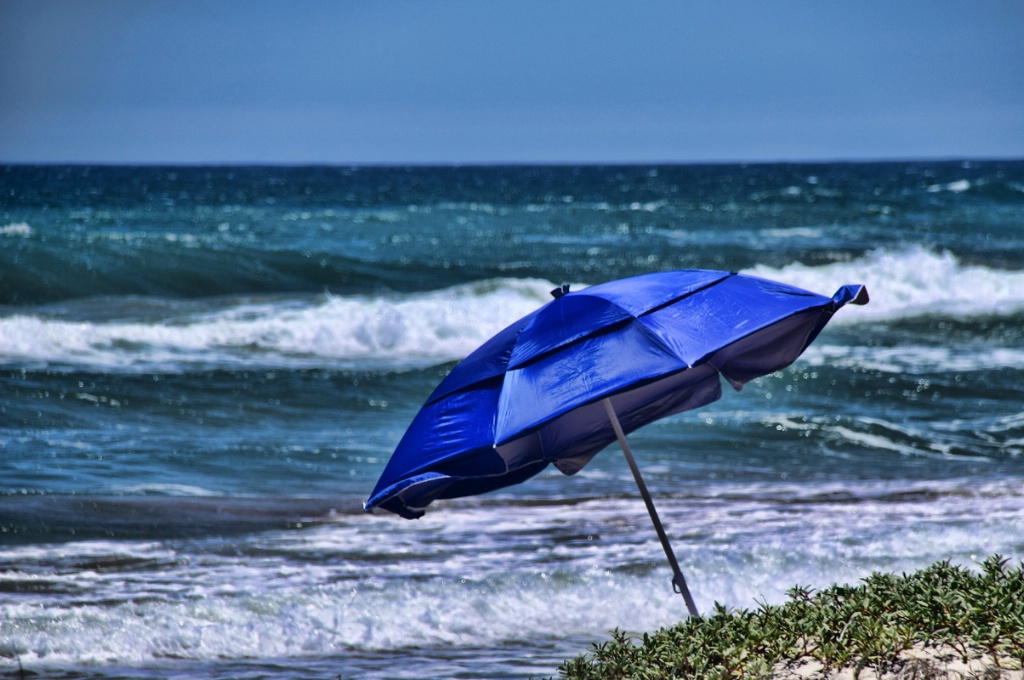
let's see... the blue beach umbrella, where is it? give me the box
[365,270,868,616]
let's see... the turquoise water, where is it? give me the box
[2,162,1023,678]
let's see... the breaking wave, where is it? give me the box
[745,246,1024,322]
[0,279,555,373]
[2,248,1020,373]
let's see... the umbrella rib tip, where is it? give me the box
[550,284,571,299]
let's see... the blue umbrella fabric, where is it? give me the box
[365,270,867,613]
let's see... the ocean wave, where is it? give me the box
[3,249,1021,373]
[745,246,1024,322]
[0,279,557,373]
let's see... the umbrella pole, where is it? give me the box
[602,398,700,618]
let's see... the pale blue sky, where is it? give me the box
[2,1,1022,164]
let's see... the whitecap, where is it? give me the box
[0,222,32,237]
[761,227,823,239]
[926,179,971,193]
[744,246,1024,322]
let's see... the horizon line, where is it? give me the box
[5,154,1024,169]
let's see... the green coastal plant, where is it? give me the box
[556,555,1024,679]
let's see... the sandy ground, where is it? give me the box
[773,643,1023,679]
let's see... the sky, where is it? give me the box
[2,1,1023,165]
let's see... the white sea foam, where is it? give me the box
[802,343,1024,374]
[761,227,824,239]
[116,483,220,496]
[1,479,1020,668]
[0,222,32,237]
[927,179,971,193]
[745,246,1024,322]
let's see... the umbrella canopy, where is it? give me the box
[365,270,867,615]
[366,270,867,520]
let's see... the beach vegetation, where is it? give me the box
[556,555,1024,679]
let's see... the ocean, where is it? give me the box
[1,161,1023,679]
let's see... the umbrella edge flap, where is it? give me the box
[365,460,551,518]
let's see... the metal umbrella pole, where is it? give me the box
[603,398,700,618]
